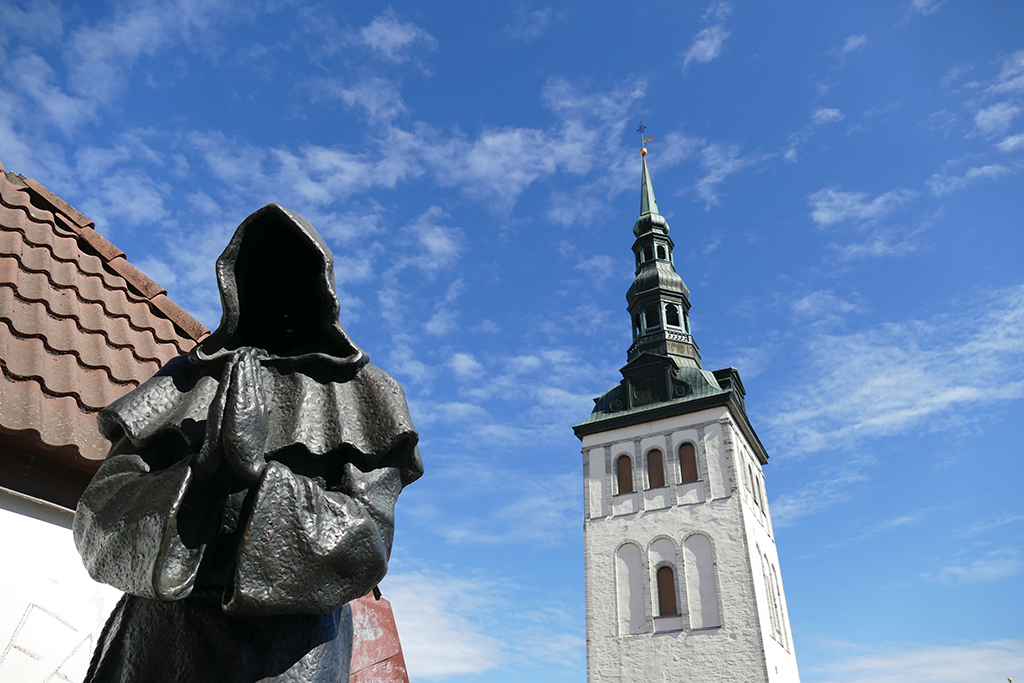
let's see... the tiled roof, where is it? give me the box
[0,159,209,472]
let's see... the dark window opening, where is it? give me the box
[665,304,680,327]
[647,449,665,489]
[644,304,660,329]
[633,313,642,337]
[657,245,666,260]
[679,442,698,484]
[643,245,654,261]
[657,566,679,616]
[616,456,633,494]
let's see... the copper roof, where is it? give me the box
[0,159,209,486]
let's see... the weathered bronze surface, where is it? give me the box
[73,204,422,682]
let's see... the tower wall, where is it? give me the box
[581,406,800,683]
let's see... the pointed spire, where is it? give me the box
[640,151,660,217]
[633,147,670,237]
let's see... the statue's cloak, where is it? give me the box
[74,205,421,683]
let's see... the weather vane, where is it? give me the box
[637,121,656,156]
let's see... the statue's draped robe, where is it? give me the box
[73,205,422,683]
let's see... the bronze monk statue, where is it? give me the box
[73,204,423,682]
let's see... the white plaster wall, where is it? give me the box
[730,427,802,683]
[582,406,801,683]
[0,491,121,683]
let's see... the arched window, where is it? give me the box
[643,245,654,261]
[616,543,644,634]
[647,449,665,489]
[644,304,660,329]
[684,534,721,629]
[656,566,679,616]
[656,245,666,260]
[633,313,642,337]
[665,304,680,327]
[679,442,698,484]
[616,455,633,494]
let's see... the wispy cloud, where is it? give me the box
[987,49,1024,95]
[807,187,916,227]
[311,76,408,122]
[973,102,1022,136]
[810,639,1024,683]
[504,6,554,41]
[909,0,947,16]
[996,132,1024,152]
[696,143,762,207]
[381,572,506,680]
[813,108,845,125]
[791,290,866,329]
[836,34,868,59]
[381,569,585,680]
[926,163,1016,196]
[356,8,437,63]
[772,468,869,527]
[934,548,1023,583]
[768,284,1024,457]
[682,2,732,71]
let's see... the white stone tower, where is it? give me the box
[573,143,800,683]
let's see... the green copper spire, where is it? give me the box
[640,151,660,217]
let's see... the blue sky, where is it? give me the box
[2,1,1023,681]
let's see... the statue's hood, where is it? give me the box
[191,204,366,373]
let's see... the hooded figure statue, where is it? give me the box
[73,204,423,683]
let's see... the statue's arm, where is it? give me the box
[72,439,217,601]
[223,454,404,616]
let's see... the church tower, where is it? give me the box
[573,143,800,683]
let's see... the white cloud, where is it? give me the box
[696,143,761,207]
[988,49,1024,95]
[439,474,580,547]
[837,34,867,58]
[81,170,170,233]
[791,290,865,328]
[357,8,437,63]
[702,1,732,22]
[407,207,464,273]
[8,54,94,133]
[974,102,1022,136]
[380,572,505,680]
[813,108,845,125]
[831,229,922,260]
[997,132,1024,152]
[807,187,915,227]
[314,77,408,122]
[936,549,1023,582]
[683,25,730,70]
[574,255,616,285]
[65,0,228,106]
[767,284,1024,457]
[909,0,947,16]
[772,468,869,527]
[956,512,1024,537]
[449,352,485,378]
[926,163,1014,196]
[504,6,553,41]
[811,639,1024,683]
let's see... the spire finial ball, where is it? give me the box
[641,147,647,156]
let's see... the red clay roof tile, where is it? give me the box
[0,163,209,476]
